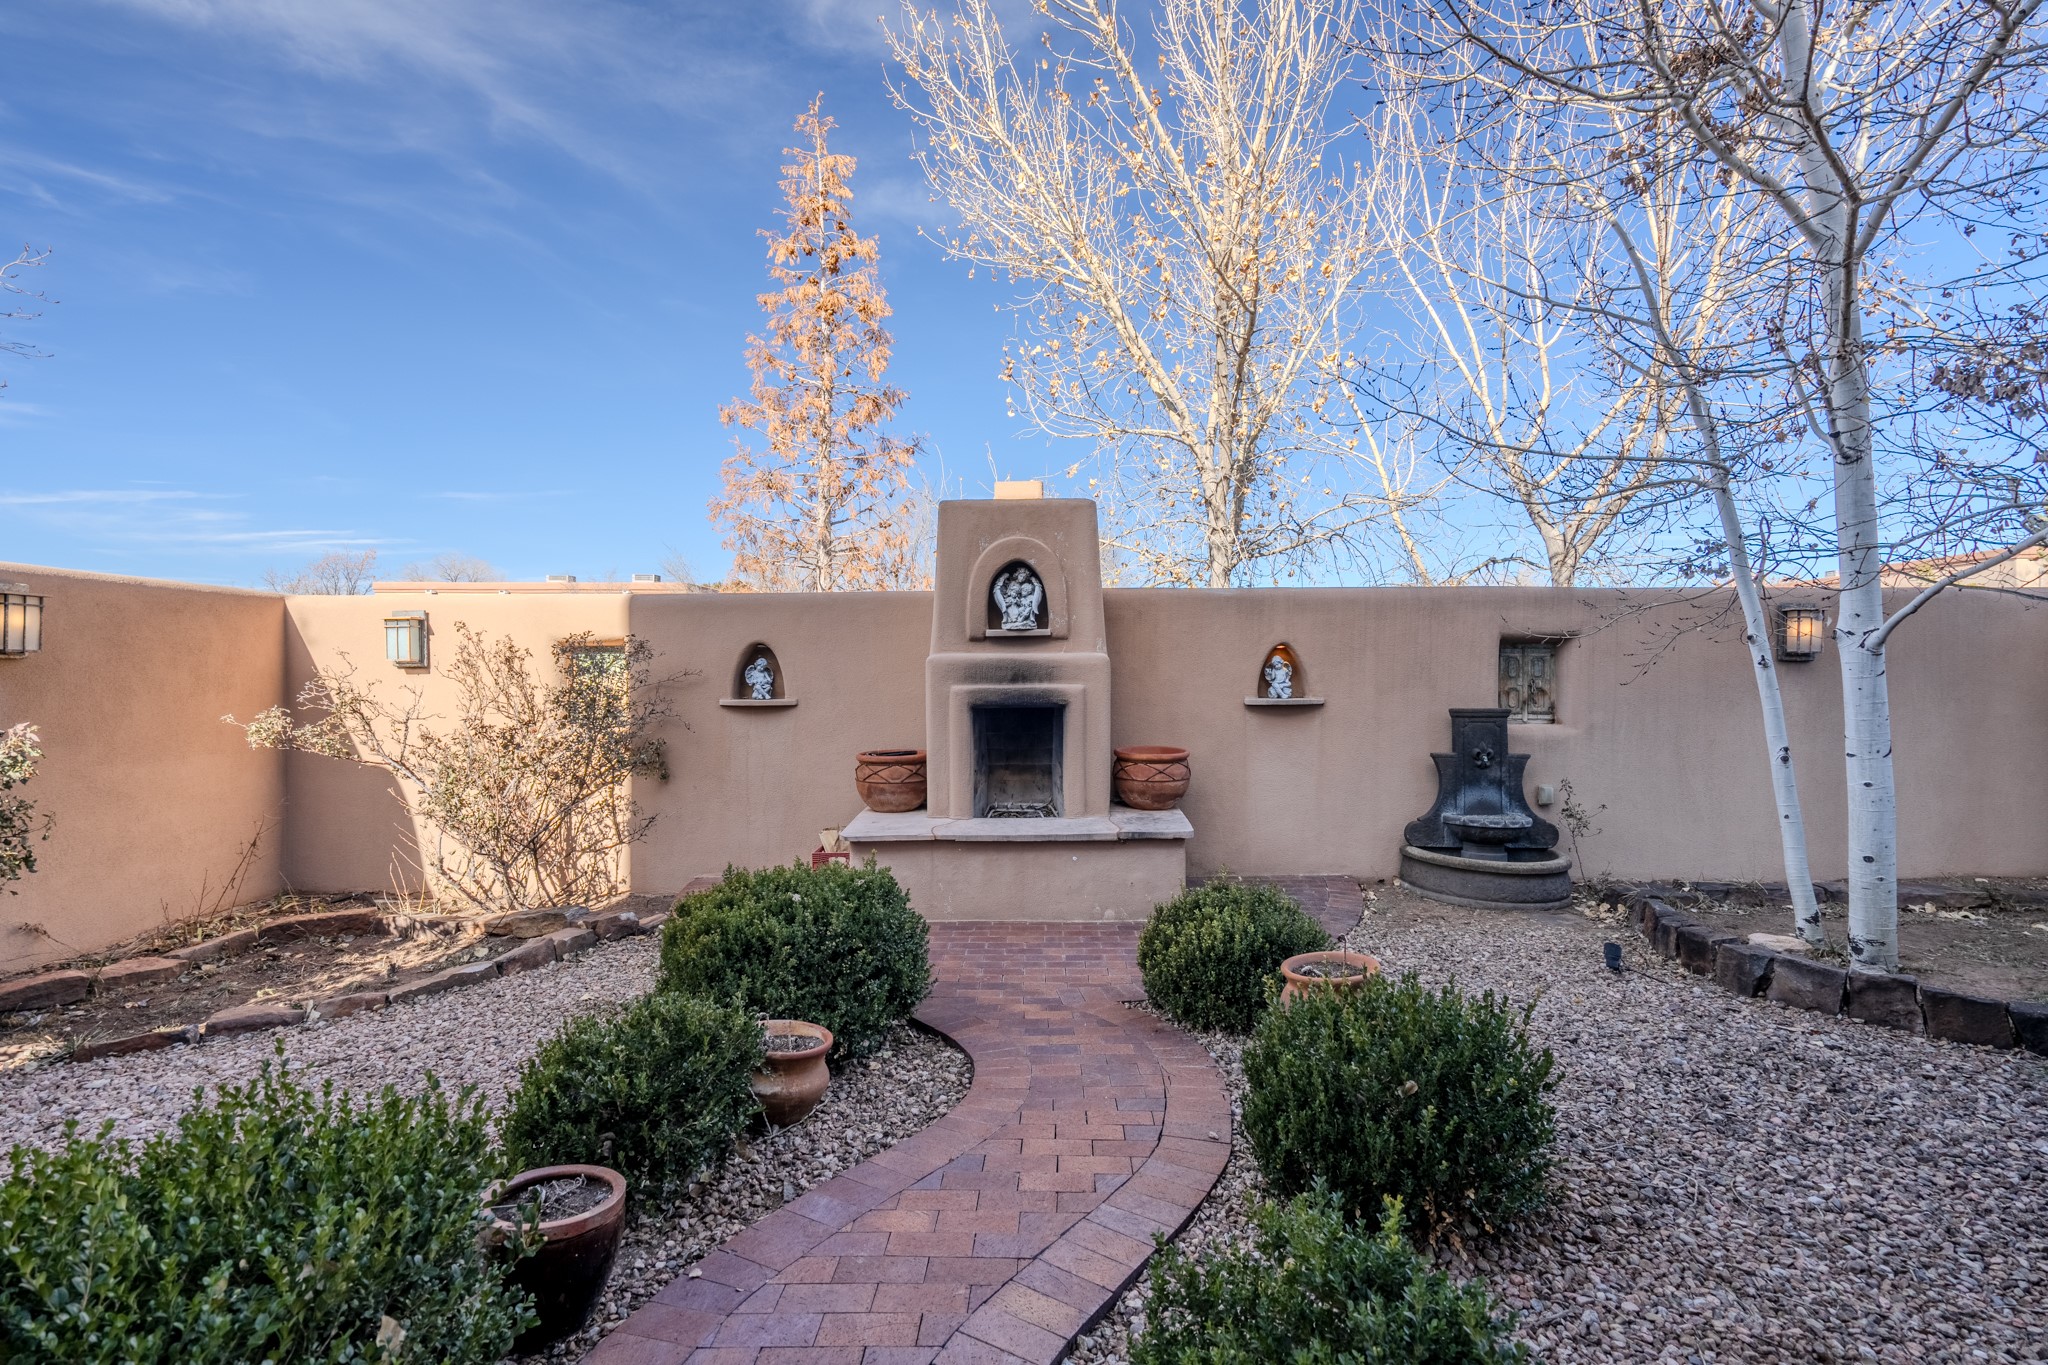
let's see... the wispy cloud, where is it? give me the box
[1,486,395,556]
[429,489,568,502]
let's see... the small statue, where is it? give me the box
[1263,652,1294,700]
[744,655,775,700]
[992,565,1045,631]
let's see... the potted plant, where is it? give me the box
[1277,950,1381,1007]
[855,749,927,812]
[484,1163,628,1351]
[753,1019,833,1126]
[1113,745,1190,810]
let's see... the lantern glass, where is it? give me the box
[0,587,43,657]
[384,613,427,668]
[1774,605,1824,662]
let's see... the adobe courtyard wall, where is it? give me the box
[0,564,287,972]
[2,565,2042,970]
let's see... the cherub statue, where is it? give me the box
[992,566,1044,631]
[744,655,775,700]
[1263,652,1294,700]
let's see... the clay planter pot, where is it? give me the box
[1113,746,1191,811]
[753,1020,833,1127]
[855,749,927,813]
[1277,950,1382,1007]
[485,1163,628,1351]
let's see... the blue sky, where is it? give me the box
[0,0,1051,586]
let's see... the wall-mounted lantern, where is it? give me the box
[384,610,428,669]
[0,585,44,657]
[1774,605,1825,663]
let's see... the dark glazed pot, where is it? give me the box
[1277,950,1381,1007]
[1113,746,1191,811]
[752,1020,833,1126]
[487,1163,627,1351]
[855,749,928,813]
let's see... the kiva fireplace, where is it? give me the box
[843,492,1192,919]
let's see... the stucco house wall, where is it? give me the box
[2,560,2042,971]
[0,564,287,972]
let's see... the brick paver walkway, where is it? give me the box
[584,877,1362,1365]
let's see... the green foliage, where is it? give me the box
[0,1060,528,1365]
[1132,1188,1529,1365]
[1243,973,1556,1237]
[1137,882,1332,1033]
[657,860,932,1061]
[501,991,763,1198]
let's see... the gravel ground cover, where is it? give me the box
[0,932,971,1362]
[1071,886,2048,1365]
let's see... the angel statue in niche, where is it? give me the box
[992,565,1044,631]
[744,655,775,700]
[1263,652,1294,700]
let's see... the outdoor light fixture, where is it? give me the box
[384,611,428,669]
[1774,604,1826,663]
[0,585,43,657]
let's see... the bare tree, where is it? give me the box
[264,549,380,595]
[890,0,1415,586]
[1,247,51,392]
[1410,0,2048,969]
[398,552,500,582]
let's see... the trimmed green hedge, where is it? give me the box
[1132,1188,1529,1364]
[1137,882,1332,1033]
[657,860,932,1061]
[1243,972,1556,1237]
[0,1063,528,1365]
[501,991,762,1197]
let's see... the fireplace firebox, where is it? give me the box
[972,704,1064,817]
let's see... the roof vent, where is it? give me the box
[546,574,577,583]
[631,573,661,583]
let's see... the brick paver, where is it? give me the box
[586,877,1362,1365]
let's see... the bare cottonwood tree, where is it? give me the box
[0,247,51,392]
[264,549,380,595]
[1411,0,2048,969]
[713,96,927,592]
[890,0,1408,586]
[398,552,500,582]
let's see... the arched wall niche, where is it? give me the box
[963,535,1071,640]
[732,642,786,700]
[1257,642,1305,699]
[985,559,1051,633]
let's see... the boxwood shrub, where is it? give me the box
[0,1062,528,1365]
[657,860,932,1061]
[1132,1188,1528,1365]
[1243,972,1556,1237]
[501,990,762,1197]
[1137,882,1332,1033]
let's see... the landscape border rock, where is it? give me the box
[43,907,654,1067]
[1622,891,2046,1056]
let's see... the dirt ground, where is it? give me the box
[1603,879,2048,1004]
[0,891,678,1072]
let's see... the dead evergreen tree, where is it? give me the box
[890,0,1423,587]
[711,96,926,592]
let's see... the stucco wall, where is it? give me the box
[4,563,2042,972]
[0,564,286,971]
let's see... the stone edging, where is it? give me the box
[1623,891,2047,1056]
[19,907,665,1065]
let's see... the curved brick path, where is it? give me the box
[584,879,1359,1365]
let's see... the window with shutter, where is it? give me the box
[1498,642,1556,723]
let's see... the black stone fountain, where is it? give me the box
[1398,708,1574,911]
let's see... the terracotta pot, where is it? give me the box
[752,1019,833,1126]
[1278,950,1381,1007]
[485,1163,628,1351]
[855,749,927,813]
[1113,746,1190,811]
